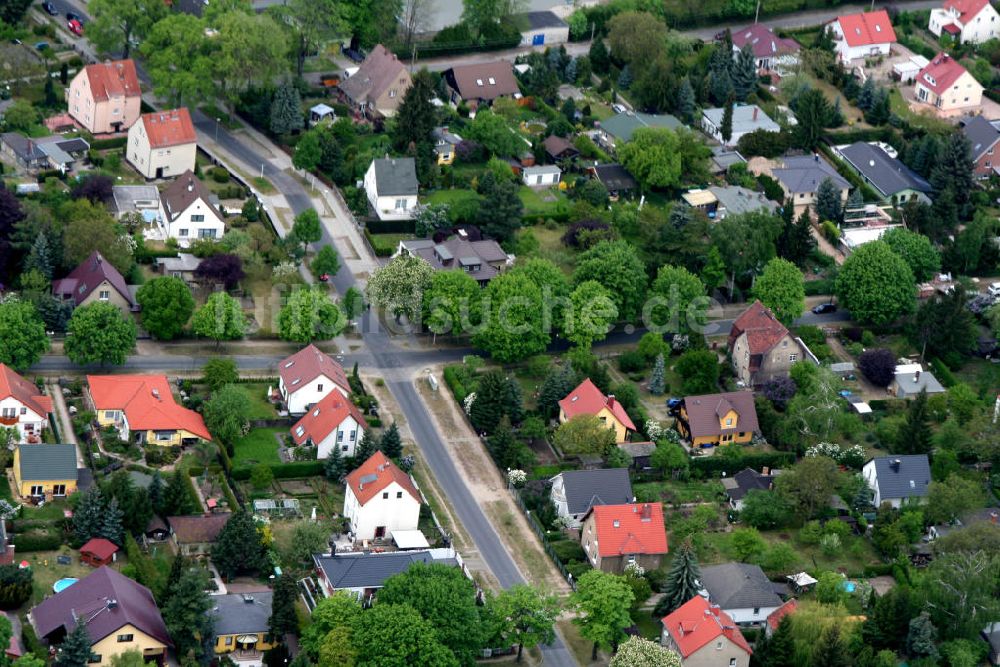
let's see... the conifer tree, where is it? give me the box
[378,422,403,459]
[25,232,54,279]
[100,496,124,545]
[649,354,666,395]
[815,178,843,223]
[354,430,377,463]
[676,77,695,123]
[618,65,632,90]
[721,98,734,144]
[148,470,164,514]
[324,442,345,480]
[269,80,304,135]
[269,573,300,638]
[73,486,104,544]
[57,622,95,667]
[733,43,757,101]
[654,538,702,617]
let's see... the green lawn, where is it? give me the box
[518,186,569,218]
[235,383,279,420]
[425,188,480,207]
[27,548,109,605]
[698,529,882,576]
[887,88,953,134]
[634,479,725,506]
[232,428,284,466]
[513,224,579,275]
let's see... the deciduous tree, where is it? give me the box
[0,300,49,372]
[142,14,215,107]
[752,258,805,326]
[553,414,617,456]
[775,455,839,519]
[192,292,246,346]
[490,584,558,663]
[213,12,289,117]
[202,385,252,448]
[194,254,245,289]
[610,636,681,667]
[87,0,166,57]
[571,570,634,660]
[278,288,345,343]
[573,240,647,322]
[65,302,137,367]
[564,280,617,350]
[472,273,550,363]
[136,277,195,341]
[835,241,916,326]
[367,254,435,322]
[619,127,682,189]
[352,603,459,667]
[858,348,896,387]
[674,350,720,395]
[881,227,940,282]
[423,269,480,339]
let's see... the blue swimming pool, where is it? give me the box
[841,581,856,593]
[53,578,78,594]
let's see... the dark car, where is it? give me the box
[812,302,837,314]
[42,2,58,15]
[34,41,50,51]
[342,45,365,63]
[66,11,83,23]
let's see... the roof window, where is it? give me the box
[476,78,483,86]
[488,77,496,85]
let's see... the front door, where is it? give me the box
[155,167,164,179]
[374,526,386,539]
[532,34,545,46]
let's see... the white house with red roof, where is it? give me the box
[731,24,801,72]
[343,451,421,541]
[127,108,196,180]
[558,378,636,443]
[0,364,52,444]
[827,10,897,62]
[930,0,1000,43]
[580,503,668,574]
[914,53,983,113]
[277,344,351,415]
[290,391,367,459]
[660,596,752,667]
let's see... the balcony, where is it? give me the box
[0,416,18,427]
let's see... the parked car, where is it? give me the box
[67,19,83,35]
[611,103,626,114]
[812,302,837,314]
[34,41,49,51]
[988,282,1000,300]
[666,398,683,410]
[342,44,365,63]
[66,11,82,22]
[42,2,58,15]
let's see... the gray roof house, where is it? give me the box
[16,444,78,485]
[699,562,785,624]
[397,232,512,285]
[862,455,931,508]
[702,105,779,145]
[772,154,851,198]
[710,146,747,174]
[892,367,946,398]
[838,142,932,203]
[709,185,779,219]
[34,136,89,171]
[960,115,1000,179]
[313,549,458,600]
[112,184,161,220]
[210,592,273,644]
[598,112,684,151]
[550,469,634,527]
[364,157,419,221]
[1,133,49,171]
[721,468,780,510]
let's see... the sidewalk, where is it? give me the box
[47,382,84,467]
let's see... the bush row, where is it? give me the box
[366,219,416,234]
[231,460,324,481]
[363,229,398,257]
[89,136,128,150]
[929,357,957,388]
[13,529,63,552]
[689,451,796,477]
[442,366,470,405]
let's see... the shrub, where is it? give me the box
[617,350,647,373]
[929,357,956,388]
[12,529,63,552]
[859,348,896,387]
[549,540,587,563]
[211,167,230,183]
[0,564,32,609]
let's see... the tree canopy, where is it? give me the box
[65,302,137,367]
[136,277,195,341]
[835,241,916,326]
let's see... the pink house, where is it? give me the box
[67,59,142,134]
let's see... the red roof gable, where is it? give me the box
[728,300,790,355]
[52,251,135,308]
[662,596,752,658]
[140,108,195,148]
[278,344,351,396]
[917,53,972,96]
[586,503,668,558]
[835,10,897,47]
[83,60,141,102]
[345,451,420,506]
[943,0,990,23]
[766,598,798,631]
[290,391,367,446]
[558,378,636,432]
[80,538,119,560]
[0,364,52,418]
[87,374,211,440]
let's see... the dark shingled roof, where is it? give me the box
[372,158,418,196]
[314,551,458,590]
[960,115,1000,161]
[168,513,231,544]
[721,468,777,501]
[867,455,931,501]
[553,469,633,515]
[519,10,569,30]
[52,251,135,308]
[211,592,273,636]
[443,62,520,102]
[590,163,637,192]
[700,562,784,610]
[682,391,759,439]
[16,444,77,482]
[839,142,931,198]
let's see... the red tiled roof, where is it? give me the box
[835,10,897,47]
[728,300,790,355]
[942,22,962,33]
[139,108,195,148]
[345,451,420,506]
[943,0,990,23]
[917,53,972,96]
[766,598,798,631]
[682,391,759,439]
[80,538,119,560]
[0,364,52,417]
[290,391,367,446]
[661,596,752,658]
[558,378,637,431]
[52,250,135,308]
[278,344,351,397]
[87,375,211,440]
[83,60,141,102]
[586,503,668,558]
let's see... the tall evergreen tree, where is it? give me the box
[846,188,863,212]
[930,133,975,219]
[269,573,300,638]
[906,612,938,659]
[212,510,268,580]
[712,69,734,105]
[269,80,304,135]
[100,496,124,545]
[354,430,377,463]
[857,77,876,110]
[378,422,403,459]
[899,390,932,455]
[676,77,695,123]
[160,554,187,606]
[73,486,104,544]
[538,365,579,418]
[148,470,164,515]
[589,39,610,74]
[721,98,734,144]
[162,469,195,516]
[393,69,437,152]
[617,65,633,90]
[56,622,95,667]
[762,615,795,667]
[813,626,850,667]
[324,442,345,480]
[25,232,54,279]
[654,538,702,617]
[162,568,214,663]
[649,354,666,395]
[732,43,757,101]
[487,415,518,469]
[815,178,843,223]
[469,371,524,434]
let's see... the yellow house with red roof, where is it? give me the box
[87,375,211,447]
[558,378,636,443]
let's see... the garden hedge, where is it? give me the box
[12,529,63,552]
[366,219,416,234]
[690,451,795,476]
[232,460,324,481]
[929,358,957,387]
[442,366,469,404]
[89,136,128,150]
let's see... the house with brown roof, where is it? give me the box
[581,503,668,574]
[558,378,636,443]
[30,566,171,664]
[52,251,136,315]
[67,59,142,134]
[158,170,225,246]
[168,513,231,556]
[337,44,412,119]
[543,135,580,162]
[290,391,367,459]
[731,24,800,72]
[728,301,815,387]
[676,391,759,448]
[88,374,212,447]
[396,231,512,285]
[344,451,421,541]
[442,62,521,110]
[277,344,352,415]
[127,108,197,179]
[0,364,52,443]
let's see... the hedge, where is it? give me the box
[929,358,957,388]
[366,219,416,234]
[36,170,65,183]
[12,529,63,552]
[805,278,835,296]
[364,229,398,257]
[20,615,45,660]
[89,136,128,150]
[690,451,795,476]
[232,460,324,481]
[442,366,469,404]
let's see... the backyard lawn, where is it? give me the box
[234,383,278,420]
[26,548,111,605]
[232,427,284,466]
[634,479,726,506]
[425,188,480,208]
[519,186,569,218]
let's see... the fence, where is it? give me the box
[510,488,577,590]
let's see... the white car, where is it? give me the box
[988,282,1000,300]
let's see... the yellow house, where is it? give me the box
[677,391,759,448]
[558,378,636,443]
[13,444,78,500]
[30,566,171,664]
[432,126,462,165]
[211,592,279,658]
[88,374,211,446]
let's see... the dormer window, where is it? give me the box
[875,24,881,31]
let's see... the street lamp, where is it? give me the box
[215,117,220,143]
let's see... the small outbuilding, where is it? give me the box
[79,538,119,567]
[310,103,336,124]
[522,165,561,187]
[517,11,569,46]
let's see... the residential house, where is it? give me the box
[158,170,226,246]
[52,251,136,314]
[344,451,421,541]
[960,115,1000,178]
[88,374,212,446]
[210,592,278,659]
[731,24,801,72]
[709,185,778,219]
[154,253,199,283]
[432,126,462,165]
[580,503,668,574]
[983,622,1000,666]
[926,507,999,541]
[13,444,77,500]
[677,391,759,448]
[929,0,1000,43]
[710,146,747,175]
[543,135,580,162]
[396,233,512,286]
[127,108,197,180]
[277,344,352,415]
[771,154,851,212]
[0,133,50,171]
[699,562,784,624]
[722,468,780,511]
[914,53,983,113]
[80,538,119,567]
[558,378,636,443]
[894,54,932,83]
[442,62,521,110]
[144,516,170,543]
[597,112,684,153]
[890,364,946,398]
[313,549,459,601]
[338,44,412,119]
[728,301,816,387]
[827,10,897,62]
[30,566,171,664]
[517,11,569,46]
[67,59,142,134]
[616,441,657,470]
[586,163,638,199]
[837,142,932,203]
[765,599,799,637]
[364,157,418,221]
[862,455,931,508]
[660,595,752,667]
[111,184,161,235]
[290,391,367,459]
[0,363,51,443]
[33,135,90,172]
[701,105,779,146]
[167,513,232,556]
[549,469,633,528]
[522,165,561,187]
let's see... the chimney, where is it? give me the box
[107,599,118,609]
[891,458,901,472]
[762,466,770,476]
[187,178,194,192]
[640,504,652,521]
[915,370,921,382]
[752,106,758,121]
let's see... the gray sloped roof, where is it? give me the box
[839,142,931,197]
[519,10,568,30]
[700,563,784,610]
[554,469,633,515]
[210,592,273,636]
[709,185,778,216]
[372,158,418,196]
[313,550,457,590]
[869,455,931,500]
[772,155,851,193]
[16,444,77,482]
[600,112,683,142]
[893,370,945,395]
[960,115,1000,161]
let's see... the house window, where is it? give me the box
[396,491,403,499]
[1,408,14,418]
[156,431,173,441]
[382,492,389,499]
[726,418,733,426]
[99,290,110,301]
[30,485,44,496]
[394,198,409,210]
[225,637,233,646]
[342,445,349,452]
[730,660,737,667]
[53,485,66,496]
[295,426,304,437]
[117,634,134,643]
[19,407,26,415]
[317,384,324,393]
[179,229,189,237]
[789,353,798,362]
[753,607,760,615]
[336,431,343,442]
[716,642,723,650]
[191,214,205,222]
[89,655,102,664]
[198,229,216,238]
[350,430,357,441]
